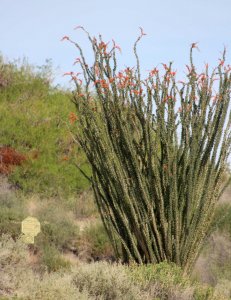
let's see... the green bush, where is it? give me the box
[34,199,79,251]
[79,222,114,261]
[0,234,89,299]
[1,235,230,300]
[67,190,98,219]
[127,262,194,300]
[22,272,90,300]
[0,193,26,239]
[193,285,215,300]
[0,56,91,198]
[128,261,190,287]
[71,261,224,300]
[0,234,30,297]
[212,204,231,237]
[38,219,79,251]
[127,262,229,300]
[72,261,143,300]
[41,245,71,273]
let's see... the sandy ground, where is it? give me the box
[219,185,231,204]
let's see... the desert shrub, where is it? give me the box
[213,279,231,299]
[0,234,30,297]
[40,245,71,272]
[72,261,144,300]
[71,261,221,300]
[67,189,98,219]
[0,193,26,239]
[127,262,195,300]
[78,222,115,261]
[21,272,90,300]
[128,261,190,287]
[192,285,215,300]
[212,204,231,237]
[1,235,229,300]
[38,220,78,250]
[128,262,229,300]
[34,200,79,251]
[0,234,90,299]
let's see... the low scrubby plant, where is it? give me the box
[34,199,80,251]
[78,222,115,261]
[0,234,89,299]
[22,272,90,300]
[127,262,195,300]
[0,234,30,297]
[128,261,190,287]
[72,261,144,300]
[69,189,98,218]
[213,279,231,299]
[38,219,79,251]
[40,244,71,272]
[1,234,230,300]
[0,193,26,239]
[212,203,231,237]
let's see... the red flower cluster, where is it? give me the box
[95,79,109,89]
[163,95,176,103]
[131,88,143,96]
[98,41,109,53]
[69,112,78,125]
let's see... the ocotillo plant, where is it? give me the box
[63,27,231,273]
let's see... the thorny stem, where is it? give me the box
[64,28,231,273]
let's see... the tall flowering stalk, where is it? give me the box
[63,27,231,273]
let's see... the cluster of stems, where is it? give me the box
[64,27,231,273]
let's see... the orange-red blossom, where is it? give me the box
[69,112,78,124]
[61,36,70,41]
[131,89,143,95]
[163,96,176,103]
[149,68,159,76]
[95,79,109,89]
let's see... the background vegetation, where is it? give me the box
[0,55,90,198]
[0,56,230,299]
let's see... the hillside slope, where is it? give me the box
[0,57,90,198]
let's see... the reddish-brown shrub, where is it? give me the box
[0,146,26,175]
